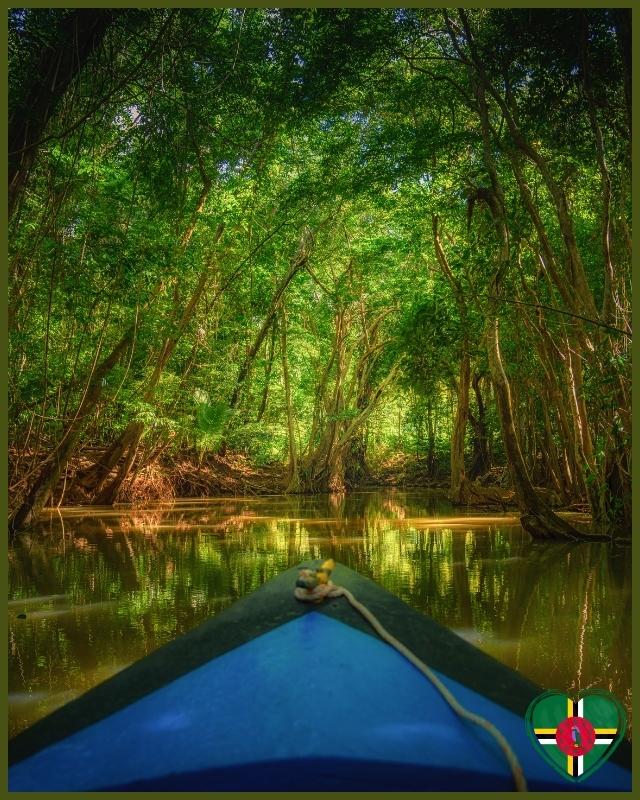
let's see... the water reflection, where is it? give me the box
[8,491,631,739]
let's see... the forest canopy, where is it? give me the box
[8,8,631,539]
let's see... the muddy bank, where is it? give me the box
[10,448,583,515]
[9,449,287,513]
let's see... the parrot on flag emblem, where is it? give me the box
[525,690,626,782]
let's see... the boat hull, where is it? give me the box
[9,561,632,792]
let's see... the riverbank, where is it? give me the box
[10,447,589,516]
[9,448,285,512]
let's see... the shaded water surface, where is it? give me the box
[9,491,631,738]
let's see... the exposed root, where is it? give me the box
[520,511,611,542]
[118,463,176,505]
[452,478,516,509]
[169,452,286,498]
[8,447,287,514]
[370,453,448,488]
[9,447,625,545]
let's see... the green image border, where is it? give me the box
[3,2,636,800]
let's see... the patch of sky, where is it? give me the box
[193,61,215,79]
[341,111,370,126]
[217,157,247,177]
[113,106,142,131]
[126,105,142,125]
[229,8,244,25]
[418,173,433,187]
[63,219,80,239]
[10,8,27,31]
[510,69,533,90]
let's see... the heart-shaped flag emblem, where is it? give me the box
[525,689,627,782]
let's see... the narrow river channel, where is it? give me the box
[9,490,631,739]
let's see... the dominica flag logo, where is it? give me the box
[525,690,627,782]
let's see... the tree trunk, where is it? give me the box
[9,10,121,218]
[9,326,134,531]
[256,321,277,423]
[515,282,586,501]
[539,393,569,503]
[82,222,222,502]
[612,9,632,146]
[301,304,397,494]
[227,226,313,412]
[426,396,436,479]
[431,216,473,503]
[471,73,595,541]
[450,358,470,503]
[604,426,631,533]
[486,310,592,539]
[468,374,491,479]
[458,10,600,331]
[301,307,348,493]
[564,330,607,523]
[344,431,372,488]
[326,449,347,494]
[279,304,300,493]
[581,15,616,325]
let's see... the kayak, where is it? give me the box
[8,560,631,792]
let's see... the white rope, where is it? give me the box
[294,577,528,792]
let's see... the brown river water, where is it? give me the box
[8,490,631,739]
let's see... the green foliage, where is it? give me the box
[8,9,630,525]
[196,400,231,436]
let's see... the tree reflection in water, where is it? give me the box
[8,491,631,738]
